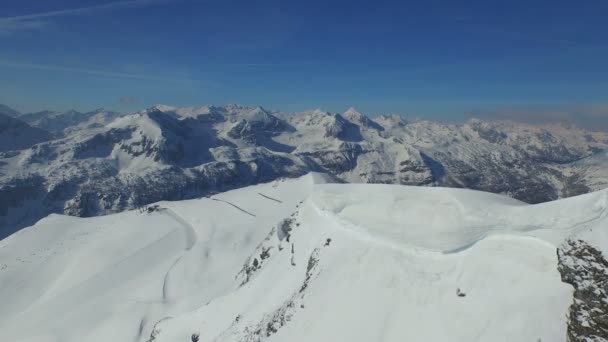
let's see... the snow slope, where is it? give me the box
[1,173,607,341]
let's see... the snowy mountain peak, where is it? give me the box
[149,104,218,119]
[341,106,383,132]
[344,106,363,116]
[311,108,329,116]
[375,114,407,127]
[242,106,271,122]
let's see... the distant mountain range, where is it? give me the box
[0,105,123,136]
[1,103,608,237]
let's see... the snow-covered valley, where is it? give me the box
[1,173,607,341]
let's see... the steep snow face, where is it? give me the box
[2,174,607,341]
[343,107,384,131]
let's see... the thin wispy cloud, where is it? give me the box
[224,62,328,67]
[0,59,195,83]
[482,27,608,50]
[0,0,175,34]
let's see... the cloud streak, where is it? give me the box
[0,0,174,34]
[0,59,195,83]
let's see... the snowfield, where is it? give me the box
[1,173,607,341]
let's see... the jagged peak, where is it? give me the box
[344,107,364,117]
[310,108,329,116]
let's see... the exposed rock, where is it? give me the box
[558,240,608,341]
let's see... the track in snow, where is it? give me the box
[211,198,256,217]
[160,208,197,250]
[158,208,198,302]
[257,193,282,203]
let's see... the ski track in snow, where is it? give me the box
[257,193,283,203]
[160,208,197,251]
[158,208,198,303]
[211,198,257,217]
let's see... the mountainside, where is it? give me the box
[18,108,123,135]
[0,104,21,118]
[1,104,608,236]
[0,113,52,153]
[1,174,607,341]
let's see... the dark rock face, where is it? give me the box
[0,174,46,217]
[429,152,563,203]
[558,240,608,341]
[0,174,48,238]
[73,129,132,159]
[296,143,363,174]
[470,122,508,144]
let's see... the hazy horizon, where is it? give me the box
[1,0,607,128]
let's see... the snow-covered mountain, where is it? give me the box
[0,104,21,118]
[18,108,123,135]
[0,113,52,153]
[1,174,606,341]
[1,103,608,236]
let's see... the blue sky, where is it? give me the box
[0,0,607,125]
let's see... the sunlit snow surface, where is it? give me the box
[1,173,607,341]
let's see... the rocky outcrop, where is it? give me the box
[558,240,608,341]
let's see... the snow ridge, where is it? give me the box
[3,174,608,341]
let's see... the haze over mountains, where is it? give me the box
[1,103,608,238]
